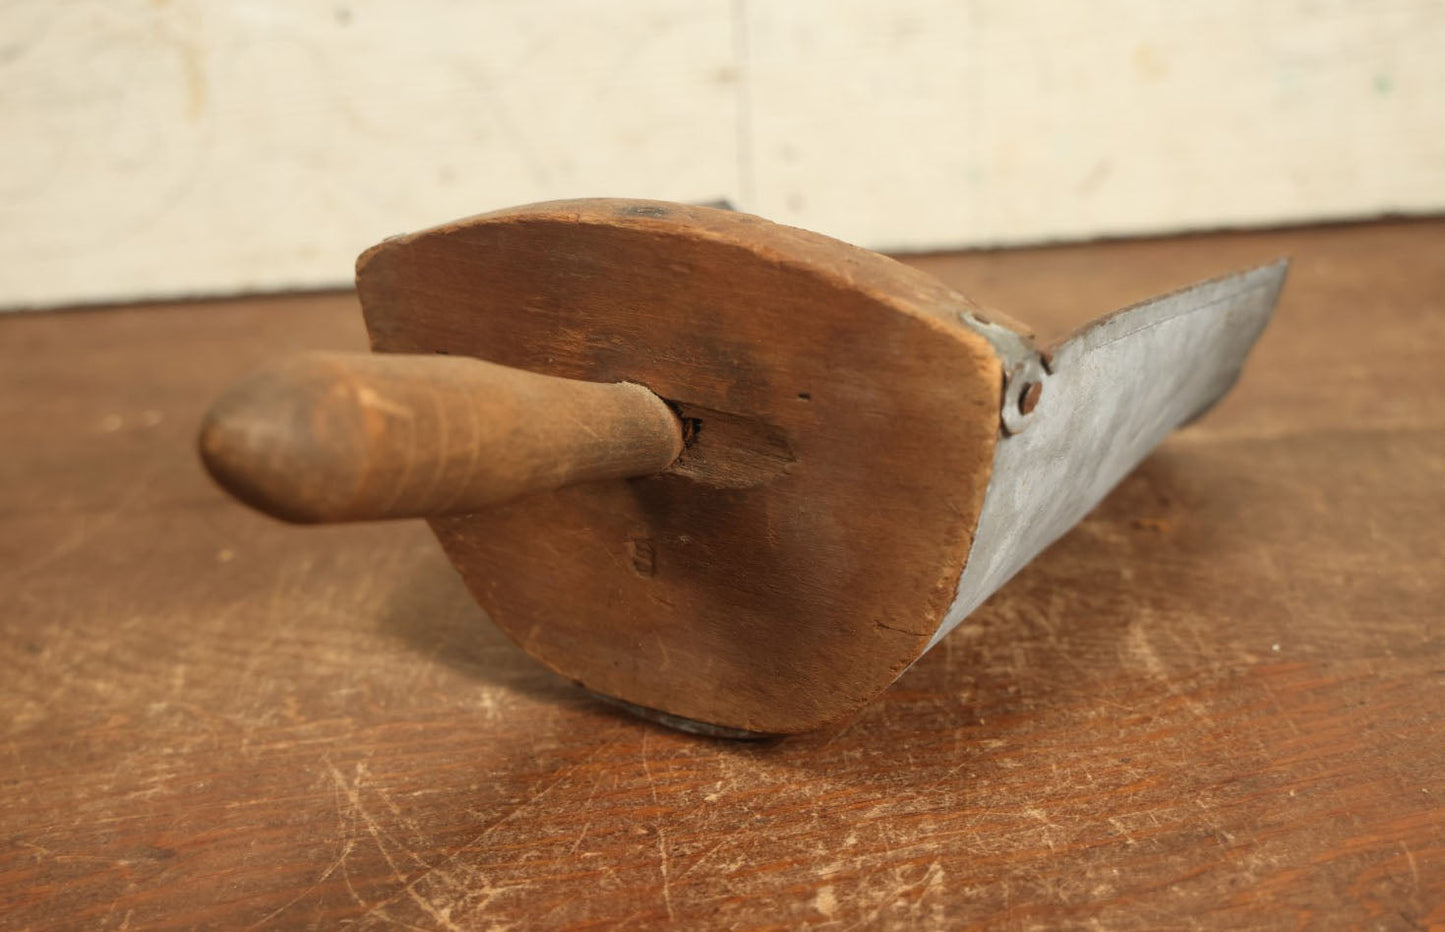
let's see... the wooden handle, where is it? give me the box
[198,352,685,523]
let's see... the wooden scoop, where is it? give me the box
[199,199,1284,736]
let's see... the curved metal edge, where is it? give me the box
[586,690,780,741]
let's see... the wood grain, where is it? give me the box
[1,220,1441,929]
[198,351,685,523]
[357,199,1005,734]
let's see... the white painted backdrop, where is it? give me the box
[3,0,1443,308]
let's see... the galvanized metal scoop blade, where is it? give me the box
[933,261,1287,648]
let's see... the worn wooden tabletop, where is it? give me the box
[2,220,1441,930]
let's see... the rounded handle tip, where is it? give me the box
[199,355,374,523]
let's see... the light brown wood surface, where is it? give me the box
[198,351,685,523]
[358,200,1006,734]
[1,220,1441,929]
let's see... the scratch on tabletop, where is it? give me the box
[673,818,753,883]
[325,758,464,932]
[354,737,619,923]
[641,730,660,805]
[246,840,355,929]
[657,826,676,922]
[1400,841,1420,893]
[567,821,591,855]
